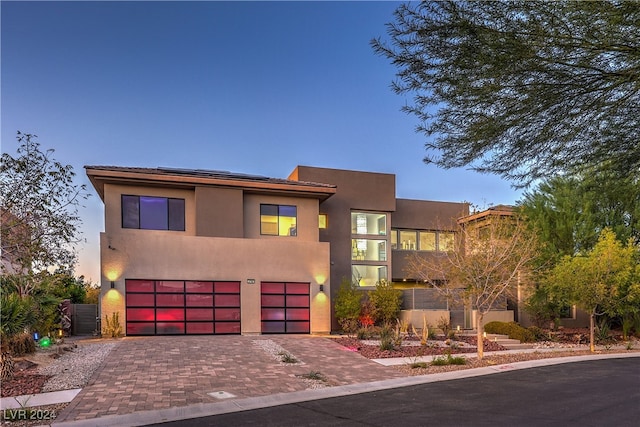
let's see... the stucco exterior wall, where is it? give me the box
[100,231,331,334]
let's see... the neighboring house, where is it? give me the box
[90,165,524,336]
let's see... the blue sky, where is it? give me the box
[2,1,522,282]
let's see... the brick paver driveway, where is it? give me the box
[56,335,404,422]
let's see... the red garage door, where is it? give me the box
[261,282,310,334]
[126,280,241,335]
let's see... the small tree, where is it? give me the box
[368,279,402,325]
[546,229,640,352]
[406,214,538,359]
[333,278,363,334]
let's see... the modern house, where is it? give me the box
[87,165,520,336]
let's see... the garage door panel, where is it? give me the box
[215,322,241,334]
[185,281,214,293]
[260,282,310,334]
[127,323,155,335]
[286,295,309,307]
[127,280,154,292]
[286,322,310,333]
[186,294,213,307]
[127,308,155,321]
[156,281,185,293]
[186,308,214,321]
[186,323,214,334]
[156,308,184,321]
[215,294,240,307]
[261,321,286,333]
[261,308,285,321]
[215,308,240,321]
[156,294,184,306]
[127,294,154,306]
[156,322,185,334]
[286,308,310,321]
[126,279,240,335]
[285,283,310,294]
[261,295,284,307]
[215,282,240,293]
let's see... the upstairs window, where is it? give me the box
[122,195,185,231]
[390,229,455,251]
[351,212,386,235]
[260,204,297,236]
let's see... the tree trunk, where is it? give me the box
[476,314,484,360]
[589,312,595,353]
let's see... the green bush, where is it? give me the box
[431,353,466,366]
[378,323,395,351]
[368,279,402,324]
[334,278,363,334]
[527,326,547,341]
[484,321,535,343]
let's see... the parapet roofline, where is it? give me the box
[85,165,336,201]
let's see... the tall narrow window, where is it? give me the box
[318,214,328,229]
[260,204,297,236]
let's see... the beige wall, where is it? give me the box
[195,186,244,238]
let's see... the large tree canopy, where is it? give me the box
[519,165,640,267]
[372,1,640,184]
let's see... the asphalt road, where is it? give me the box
[152,358,640,427]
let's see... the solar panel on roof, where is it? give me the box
[157,166,269,180]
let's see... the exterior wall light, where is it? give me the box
[319,284,324,293]
[110,281,115,289]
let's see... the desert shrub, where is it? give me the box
[8,332,36,356]
[484,321,535,343]
[437,316,450,336]
[410,361,428,369]
[368,279,402,324]
[334,278,363,334]
[431,352,466,366]
[356,328,371,340]
[279,351,298,363]
[103,312,123,338]
[379,323,395,351]
[596,318,612,343]
[527,326,547,341]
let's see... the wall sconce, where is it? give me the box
[110,281,115,289]
[319,284,324,293]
